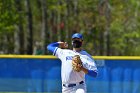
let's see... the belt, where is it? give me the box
[63,81,84,87]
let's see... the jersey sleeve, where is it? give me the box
[83,57,97,71]
[47,42,64,59]
[81,52,98,72]
[54,48,64,59]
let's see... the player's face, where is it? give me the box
[72,38,83,48]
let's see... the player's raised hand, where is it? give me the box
[58,42,68,49]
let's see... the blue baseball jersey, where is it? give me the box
[53,47,98,84]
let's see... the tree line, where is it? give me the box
[0,0,140,56]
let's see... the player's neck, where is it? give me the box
[73,48,82,52]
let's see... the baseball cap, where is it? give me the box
[72,33,83,40]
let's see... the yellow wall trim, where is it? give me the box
[0,55,140,60]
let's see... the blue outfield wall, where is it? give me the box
[0,56,140,93]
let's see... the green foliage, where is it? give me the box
[109,0,140,55]
[0,0,140,55]
[0,0,18,33]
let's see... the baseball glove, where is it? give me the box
[72,55,83,72]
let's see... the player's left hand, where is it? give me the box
[72,55,83,72]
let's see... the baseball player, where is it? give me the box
[47,33,98,93]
